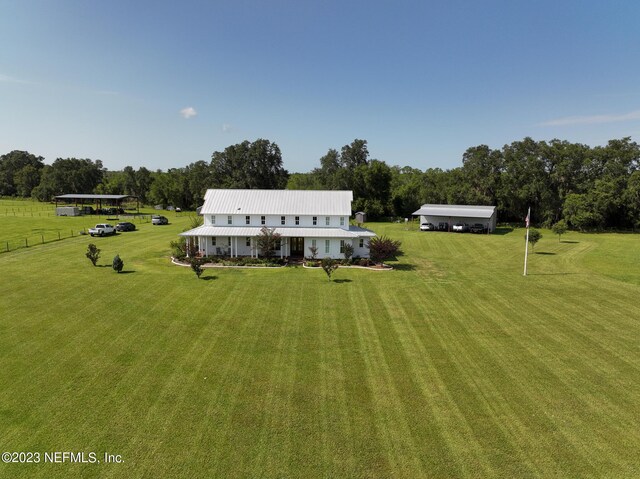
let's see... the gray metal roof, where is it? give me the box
[200,189,353,216]
[55,194,136,200]
[180,225,375,238]
[412,204,496,219]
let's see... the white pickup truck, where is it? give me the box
[88,224,116,237]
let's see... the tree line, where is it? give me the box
[1,136,639,229]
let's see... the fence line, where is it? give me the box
[1,215,154,254]
[2,229,84,254]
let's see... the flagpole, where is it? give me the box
[523,207,530,276]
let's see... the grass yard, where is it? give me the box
[0,200,639,478]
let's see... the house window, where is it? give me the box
[211,215,216,225]
[340,240,345,253]
[295,216,300,225]
[311,239,317,248]
[281,216,286,225]
[275,239,281,250]
[211,237,216,246]
[325,239,330,254]
[340,217,345,226]
[261,215,266,225]
[359,238,364,248]
[246,215,250,225]
[246,237,251,247]
[312,216,317,225]
[325,216,330,226]
[227,215,232,225]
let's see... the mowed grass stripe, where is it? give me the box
[376,285,544,478]
[346,283,431,477]
[469,280,634,475]
[407,280,540,476]
[421,281,598,477]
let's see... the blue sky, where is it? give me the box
[1,0,640,172]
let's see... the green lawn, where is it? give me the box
[0,201,639,478]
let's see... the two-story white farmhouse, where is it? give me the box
[180,189,376,259]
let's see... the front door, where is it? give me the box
[290,237,305,257]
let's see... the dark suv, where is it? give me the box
[116,222,136,232]
[470,223,487,234]
[437,222,449,231]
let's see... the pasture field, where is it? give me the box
[0,200,639,478]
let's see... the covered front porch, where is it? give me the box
[180,225,376,260]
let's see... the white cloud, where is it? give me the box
[222,123,232,132]
[540,109,640,126]
[180,106,197,119]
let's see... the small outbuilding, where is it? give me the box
[412,204,497,232]
[355,211,367,224]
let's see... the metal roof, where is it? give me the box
[180,225,375,238]
[55,194,136,200]
[412,204,496,219]
[200,189,353,216]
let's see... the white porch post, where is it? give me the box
[234,237,238,258]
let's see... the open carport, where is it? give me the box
[412,204,497,232]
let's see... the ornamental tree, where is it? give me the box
[85,243,101,266]
[367,235,402,263]
[112,254,124,273]
[551,220,568,242]
[321,257,338,281]
[256,227,282,257]
[527,229,542,250]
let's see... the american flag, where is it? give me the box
[525,208,530,228]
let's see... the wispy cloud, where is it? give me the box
[0,73,37,85]
[540,109,640,126]
[180,106,197,119]
[222,123,233,133]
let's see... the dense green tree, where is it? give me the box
[31,158,103,201]
[134,167,153,204]
[0,150,45,196]
[352,160,393,217]
[623,170,640,228]
[210,139,288,189]
[461,145,503,206]
[390,166,426,218]
[14,164,42,197]
[500,138,555,223]
[96,171,126,194]
[286,172,323,190]
[340,139,369,169]
[563,193,603,230]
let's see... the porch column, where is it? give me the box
[234,237,238,258]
